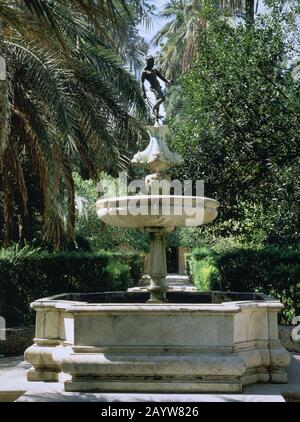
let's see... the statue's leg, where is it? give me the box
[152,88,165,119]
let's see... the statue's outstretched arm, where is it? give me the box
[156,69,172,85]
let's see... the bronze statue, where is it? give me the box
[141,55,173,121]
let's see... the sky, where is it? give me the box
[138,1,166,54]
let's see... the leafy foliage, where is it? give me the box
[73,172,150,252]
[0,244,143,326]
[168,3,300,246]
[189,245,300,323]
[154,0,258,79]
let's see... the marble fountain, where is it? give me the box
[25,125,290,393]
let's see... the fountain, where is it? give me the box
[96,124,218,302]
[25,124,290,393]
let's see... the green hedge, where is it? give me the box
[0,249,143,327]
[189,246,300,324]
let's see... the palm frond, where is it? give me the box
[0,0,150,247]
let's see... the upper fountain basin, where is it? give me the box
[131,125,183,173]
[96,195,219,230]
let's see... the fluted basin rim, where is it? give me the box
[96,195,220,208]
[96,195,220,229]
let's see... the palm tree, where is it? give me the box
[0,72,8,159]
[0,1,149,248]
[153,0,258,79]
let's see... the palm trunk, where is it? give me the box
[245,0,255,26]
[0,78,9,162]
[2,154,14,246]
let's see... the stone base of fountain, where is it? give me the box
[24,291,290,393]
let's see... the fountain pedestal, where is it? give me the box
[147,227,167,302]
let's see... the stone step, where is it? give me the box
[1,355,300,402]
[16,390,286,402]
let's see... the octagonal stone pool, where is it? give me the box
[24,291,290,393]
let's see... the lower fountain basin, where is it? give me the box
[25,291,290,393]
[96,195,219,229]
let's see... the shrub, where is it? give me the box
[0,247,143,327]
[113,252,144,286]
[189,246,300,324]
[106,261,130,291]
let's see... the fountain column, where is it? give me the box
[147,227,167,302]
[131,124,183,303]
